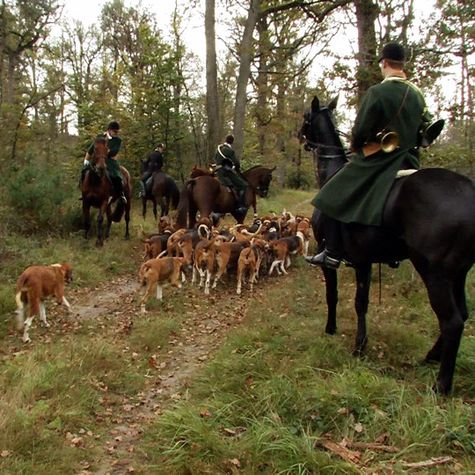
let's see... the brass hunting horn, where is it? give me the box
[376,130,400,153]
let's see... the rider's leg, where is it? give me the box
[107,158,127,204]
[236,188,248,212]
[139,172,151,198]
[79,161,90,199]
[112,176,127,204]
[305,215,342,269]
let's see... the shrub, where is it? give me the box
[286,169,313,189]
[5,162,76,234]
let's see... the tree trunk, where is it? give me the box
[233,0,260,159]
[354,0,379,103]
[255,14,269,157]
[205,0,220,164]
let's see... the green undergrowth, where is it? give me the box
[141,261,475,474]
[0,189,473,473]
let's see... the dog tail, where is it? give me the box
[156,249,167,259]
[15,290,26,329]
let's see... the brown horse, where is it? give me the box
[177,165,275,228]
[81,137,131,246]
[141,171,180,219]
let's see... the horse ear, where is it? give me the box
[270,166,276,172]
[328,95,339,111]
[311,96,320,113]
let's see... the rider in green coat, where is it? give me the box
[213,134,248,213]
[306,42,432,269]
[81,121,127,203]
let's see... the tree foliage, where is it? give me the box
[0,0,472,216]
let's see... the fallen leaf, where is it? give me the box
[148,356,159,369]
[354,422,364,433]
[316,438,361,465]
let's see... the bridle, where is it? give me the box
[301,108,348,159]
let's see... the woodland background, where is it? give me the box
[0,0,474,234]
[0,3,474,472]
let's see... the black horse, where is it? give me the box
[141,171,180,220]
[300,95,475,394]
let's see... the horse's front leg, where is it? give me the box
[96,206,106,247]
[252,196,257,218]
[153,198,158,221]
[353,264,372,356]
[83,202,91,239]
[322,266,338,334]
[142,197,147,219]
[124,201,130,240]
[105,203,113,240]
[163,197,171,216]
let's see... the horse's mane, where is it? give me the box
[190,166,214,178]
[244,165,264,172]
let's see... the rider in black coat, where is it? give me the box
[139,143,165,197]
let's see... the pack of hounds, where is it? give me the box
[13,211,311,343]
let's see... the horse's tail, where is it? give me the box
[169,177,180,209]
[176,181,193,228]
[111,199,125,222]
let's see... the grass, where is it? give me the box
[0,187,473,473]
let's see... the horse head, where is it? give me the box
[300,96,347,185]
[90,137,108,177]
[243,166,275,198]
[299,96,342,151]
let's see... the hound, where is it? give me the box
[15,263,73,343]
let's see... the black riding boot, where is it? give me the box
[236,189,248,214]
[305,216,342,269]
[113,177,127,204]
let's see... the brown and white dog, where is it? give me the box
[296,217,311,256]
[143,232,171,260]
[138,256,186,313]
[268,232,305,275]
[192,238,217,294]
[212,238,250,289]
[15,263,73,343]
[236,239,268,295]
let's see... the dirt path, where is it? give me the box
[64,274,253,475]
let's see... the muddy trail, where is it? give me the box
[5,272,265,474]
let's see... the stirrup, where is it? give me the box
[305,250,340,269]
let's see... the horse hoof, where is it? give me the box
[424,350,441,363]
[432,381,451,395]
[325,325,336,335]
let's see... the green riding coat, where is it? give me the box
[312,77,431,225]
[214,143,248,192]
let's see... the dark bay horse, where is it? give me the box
[300,96,475,394]
[177,165,275,228]
[81,137,131,246]
[141,171,180,219]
